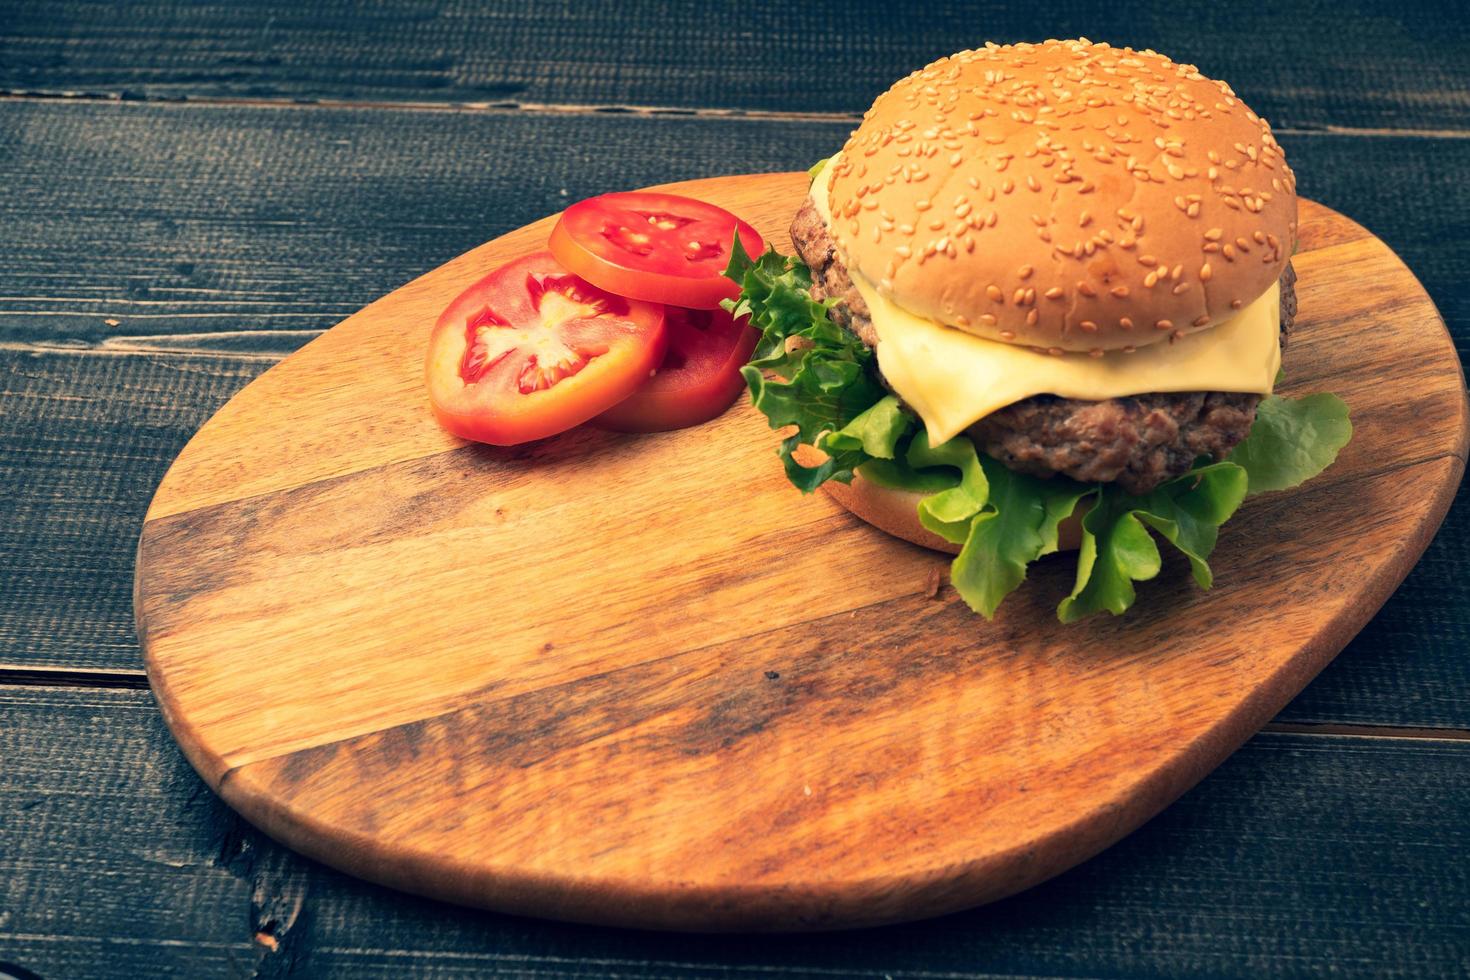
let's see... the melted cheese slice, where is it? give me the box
[810,158,1281,444]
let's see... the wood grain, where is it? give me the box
[133,172,1468,929]
[3,1,1467,131]
[4,686,1470,979]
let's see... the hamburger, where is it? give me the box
[725,39,1351,621]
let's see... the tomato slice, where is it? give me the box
[425,251,666,445]
[548,191,765,309]
[594,305,759,433]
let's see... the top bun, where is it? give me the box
[825,39,1297,352]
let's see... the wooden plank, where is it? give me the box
[1,686,1466,976]
[0,349,269,670]
[1,1,1467,131]
[0,102,1464,360]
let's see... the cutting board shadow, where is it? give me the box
[135,172,1468,931]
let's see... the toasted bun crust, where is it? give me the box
[826,38,1297,352]
[794,445,1084,554]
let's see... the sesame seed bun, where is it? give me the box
[825,38,1298,352]
[792,444,1086,554]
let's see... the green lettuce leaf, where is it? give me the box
[725,238,888,489]
[822,394,911,460]
[951,461,1093,618]
[906,430,989,542]
[1227,393,1352,494]
[861,430,1091,618]
[1057,462,1248,622]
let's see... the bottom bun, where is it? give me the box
[795,444,1084,555]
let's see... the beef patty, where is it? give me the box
[790,196,1298,494]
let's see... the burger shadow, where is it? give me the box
[979,545,1228,669]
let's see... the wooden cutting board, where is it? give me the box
[135,172,1468,931]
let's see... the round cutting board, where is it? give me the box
[135,172,1468,931]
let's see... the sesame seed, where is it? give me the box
[1077,282,1097,297]
[1138,254,1158,267]
[1144,271,1159,288]
[1231,298,1243,308]
[1223,243,1236,260]
[1079,320,1098,332]
[980,313,998,326]
[986,284,1004,302]
[1172,282,1189,295]
[1001,329,1017,339]
[1204,227,1223,240]
[1171,263,1184,280]
[1045,286,1065,300]
[1193,315,1210,326]
[1019,264,1034,279]
[1111,285,1130,298]
[1120,316,1135,330]
[1025,309,1039,326]
[1155,319,1173,330]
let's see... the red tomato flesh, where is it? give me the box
[425,251,666,445]
[549,191,764,309]
[594,305,759,433]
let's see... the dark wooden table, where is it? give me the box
[2,3,1468,977]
